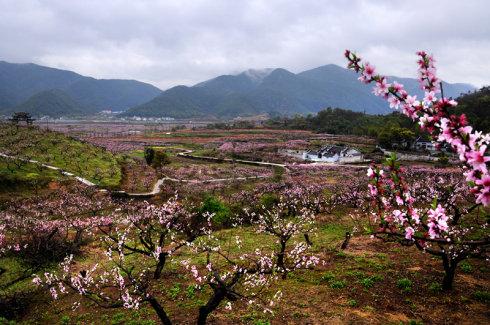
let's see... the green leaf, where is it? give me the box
[431,198,438,209]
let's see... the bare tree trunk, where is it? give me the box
[441,255,458,290]
[148,296,172,325]
[277,241,286,268]
[154,253,166,279]
[197,288,226,325]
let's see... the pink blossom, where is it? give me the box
[423,91,437,104]
[410,209,420,224]
[427,204,449,239]
[373,78,390,98]
[367,168,374,177]
[368,183,377,197]
[475,187,490,206]
[388,96,400,109]
[362,62,376,80]
[405,95,417,106]
[392,81,404,92]
[466,145,490,173]
[405,227,415,239]
[401,104,417,120]
[393,210,407,223]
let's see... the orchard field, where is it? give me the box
[0,122,488,325]
[1,52,489,325]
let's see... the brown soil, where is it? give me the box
[20,235,489,325]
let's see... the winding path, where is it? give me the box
[0,153,96,186]
[2,148,366,197]
[0,150,277,197]
[176,149,286,167]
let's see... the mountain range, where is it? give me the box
[0,60,475,119]
[0,61,162,117]
[121,64,475,118]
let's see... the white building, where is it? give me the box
[303,145,363,162]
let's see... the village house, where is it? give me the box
[391,135,437,151]
[303,144,363,162]
[412,135,437,151]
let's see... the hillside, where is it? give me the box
[448,86,490,132]
[0,61,162,114]
[64,78,163,111]
[122,64,475,118]
[0,123,122,189]
[12,89,93,118]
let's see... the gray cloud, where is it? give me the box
[1,0,489,90]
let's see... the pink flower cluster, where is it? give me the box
[346,50,489,206]
[427,204,449,239]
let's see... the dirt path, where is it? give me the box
[2,148,368,197]
[0,153,96,186]
[1,151,271,197]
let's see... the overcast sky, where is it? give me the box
[1,0,489,90]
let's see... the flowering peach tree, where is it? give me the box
[32,193,320,324]
[345,50,489,289]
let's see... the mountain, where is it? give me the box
[0,61,162,114]
[12,89,93,118]
[449,86,490,133]
[64,78,163,111]
[123,64,475,118]
[0,60,475,119]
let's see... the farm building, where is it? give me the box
[303,145,363,162]
[391,135,437,151]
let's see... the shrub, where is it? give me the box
[60,316,70,325]
[144,147,154,165]
[272,166,285,182]
[459,262,472,273]
[151,150,171,168]
[258,193,280,210]
[200,196,231,226]
[437,155,449,165]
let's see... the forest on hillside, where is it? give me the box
[264,87,490,146]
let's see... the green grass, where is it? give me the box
[459,262,473,273]
[0,159,68,190]
[360,278,374,287]
[473,290,490,303]
[396,278,413,292]
[428,282,442,292]
[0,125,122,188]
[330,281,346,289]
[3,210,487,325]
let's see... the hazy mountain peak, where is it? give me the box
[123,63,475,118]
[240,68,274,83]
